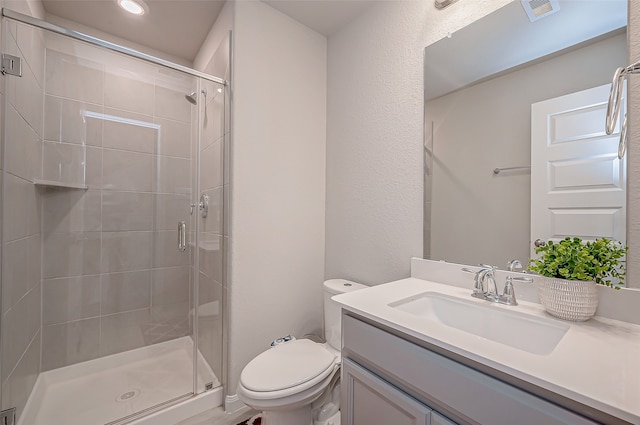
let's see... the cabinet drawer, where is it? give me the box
[342,314,598,425]
[342,358,431,425]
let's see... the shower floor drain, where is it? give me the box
[116,389,141,402]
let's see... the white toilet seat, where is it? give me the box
[241,339,337,393]
[237,340,339,409]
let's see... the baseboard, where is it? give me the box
[225,394,247,413]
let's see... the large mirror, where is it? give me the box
[424,0,629,278]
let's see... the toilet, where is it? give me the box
[236,279,366,425]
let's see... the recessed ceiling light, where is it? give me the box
[117,0,148,16]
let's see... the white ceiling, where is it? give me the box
[41,0,373,64]
[42,0,226,63]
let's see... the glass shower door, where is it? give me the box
[0,18,207,425]
[193,78,226,396]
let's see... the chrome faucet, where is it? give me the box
[472,267,499,301]
[462,265,532,306]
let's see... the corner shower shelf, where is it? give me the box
[33,179,88,190]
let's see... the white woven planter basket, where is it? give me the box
[538,277,599,322]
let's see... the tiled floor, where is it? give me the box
[176,406,258,425]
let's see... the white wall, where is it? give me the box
[228,0,327,395]
[325,0,511,285]
[193,0,233,76]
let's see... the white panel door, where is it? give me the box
[531,83,626,258]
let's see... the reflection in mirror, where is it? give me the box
[423,0,628,280]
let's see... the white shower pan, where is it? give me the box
[19,337,222,425]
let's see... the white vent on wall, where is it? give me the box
[521,0,560,22]
[434,0,459,9]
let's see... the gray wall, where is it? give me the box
[1,20,44,420]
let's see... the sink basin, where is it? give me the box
[389,292,569,355]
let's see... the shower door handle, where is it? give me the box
[178,220,187,252]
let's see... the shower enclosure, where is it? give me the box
[0,10,227,425]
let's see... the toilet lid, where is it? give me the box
[240,339,336,392]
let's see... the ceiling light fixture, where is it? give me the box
[117,0,148,16]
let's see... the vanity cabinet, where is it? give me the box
[341,313,601,425]
[343,358,431,425]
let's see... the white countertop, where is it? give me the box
[333,277,640,424]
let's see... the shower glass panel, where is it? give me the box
[0,15,224,425]
[194,79,226,394]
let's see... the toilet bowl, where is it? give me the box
[236,279,366,425]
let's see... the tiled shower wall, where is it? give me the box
[39,42,196,370]
[1,21,44,417]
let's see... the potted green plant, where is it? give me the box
[528,237,627,321]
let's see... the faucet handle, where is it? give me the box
[462,267,487,297]
[500,277,518,305]
[506,259,523,272]
[511,276,533,283]
[499,276,533,306]
[480,264,499,277]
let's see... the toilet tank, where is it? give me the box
[323,279,366,350]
